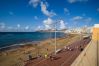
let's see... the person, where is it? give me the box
[80,48,83,51]
[44,54,48,58]
[28,54,32,60]
[37,55,42,58]
[64,46,67,50]
[50,55,54,61]
[46,48,48,51]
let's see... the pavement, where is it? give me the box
[25,37,91,66]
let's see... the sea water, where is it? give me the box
[0,32,65,48]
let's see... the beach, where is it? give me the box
[0,34,81,66]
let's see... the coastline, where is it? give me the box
[0,32,66,49]
[0,34,80,66]
[0,41,40,52]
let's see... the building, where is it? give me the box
[92,24,99,41]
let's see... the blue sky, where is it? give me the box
[0,0,99,32]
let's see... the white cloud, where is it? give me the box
[67,0,77,3]
[37,26,41,29]
[84,17,92,22]
[97,8,99,12]
[43,18,54,30]
[36,26,42,30]
[67,0,88,3]
[0,23,5,32]
[17,24,20,28]
[9,11,14,15]
[40,2,56,17]
[7,27,13,29]
[59,20,66,30]
[29,0,56,17]
[29,0,40,8]
[64,8,70,15]
[34,16,38,20]
[25,26,29,30]
[0,23,5,29]
[71,16,92,23]
[82,13,86,16]
[72,16,83,21]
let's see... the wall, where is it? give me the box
[71,41,97,66]
[92,28,99,41]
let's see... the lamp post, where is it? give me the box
[54,20,60,55]
[54,21,57,55]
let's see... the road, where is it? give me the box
[25,37,91,66]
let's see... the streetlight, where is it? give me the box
[54,20,60,55]
[54,21,57,55]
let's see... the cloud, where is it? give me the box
[0,23,5,29]
[67,0,88,3]
[97,8,99,12]
[64,8,70,15]
[67,0,77,3]
[84,17,92,22]
[59,20,66,30]
[29,0,56,17]
[36,26,42,30]
[72,16,83,21]
[37,26,41,29]
[43,18,54,30]
[7,27,13,29]
[34,16,38,20]
[71,16,92,24]
[25,26,29,30]
[82,13,86,16]
[17,24,20,28]
[40,2,56,17]
[9,11,14,15]
[29,0,40,8]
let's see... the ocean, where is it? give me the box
[0,32,65,48]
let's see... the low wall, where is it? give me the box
[71,41,97,66]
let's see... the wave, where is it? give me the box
[0,41,40,51]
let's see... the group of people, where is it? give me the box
[64,45,84,52]
[27,45,84,62]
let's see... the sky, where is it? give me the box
[0,0,99,32]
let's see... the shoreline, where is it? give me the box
[0,33,68,52]
[0,34,80,66]
[0,32,67,51]
[0,41,41,52]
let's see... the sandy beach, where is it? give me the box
[0,34,81,66]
